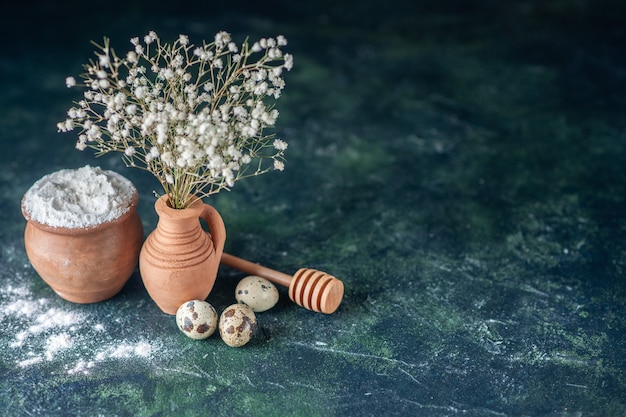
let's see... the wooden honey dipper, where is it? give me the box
[221,253,344,314]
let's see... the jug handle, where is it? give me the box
[200,204,226,258]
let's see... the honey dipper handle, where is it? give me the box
[221,253,293,288]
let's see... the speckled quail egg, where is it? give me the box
[176,300,218,340]
[235,275,279,312]
[219,303,257,347]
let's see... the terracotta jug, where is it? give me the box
[139,195,226,315]
[22,191,143,303]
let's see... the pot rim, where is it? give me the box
[154,194,204,217]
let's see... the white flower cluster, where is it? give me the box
[58,30,293,208]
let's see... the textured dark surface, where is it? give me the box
[1,1,625,416]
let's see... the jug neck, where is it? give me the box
[154,195,205,235]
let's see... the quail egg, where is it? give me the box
[176,300,218,340]
[235,275,279,312]
[219,303,257,347]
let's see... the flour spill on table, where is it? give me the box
[1,282,158,375]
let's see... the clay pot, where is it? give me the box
[22,191,144,303]
[139,195,226,315]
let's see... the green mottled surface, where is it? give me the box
[1,1,625,416]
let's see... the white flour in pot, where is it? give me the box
[22,165,136,228]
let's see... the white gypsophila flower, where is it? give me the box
[59,30,293,208]
[144,31,157,44]
[56,119,71,132]
[99,54,110,68]
[273,139,288,151]
[284,54,294,71]
[161,151,174,166]
[273,160,284,171]
[268,48,281,59]
[214,31,230,49]
[126,51,138,63]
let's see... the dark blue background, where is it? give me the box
[1,1,625,415]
